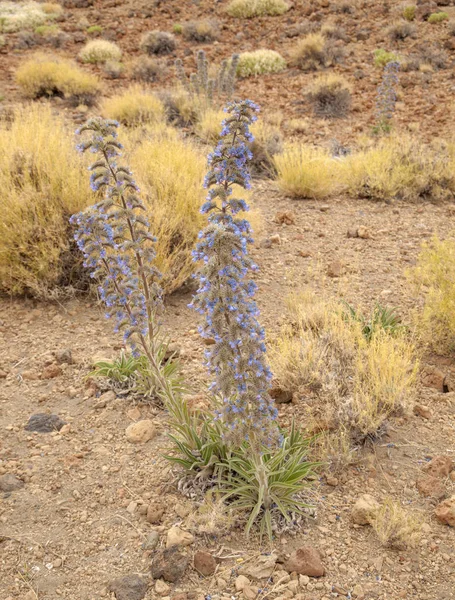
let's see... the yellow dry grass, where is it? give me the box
[101,86,166,126]
[370,498,423,549]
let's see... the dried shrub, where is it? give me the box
[274,144,342,199]
[159,88,201,125]
[0,1,61,33]
[320,22,348,41]
[387,21,416,41]
[291,32,344,71]
[103,60,123,79]
[101,85,166,126]
[370,499,423,549]
[307,73,352,118]
[130,56,166,82]
[236,49,286,77]
[140,30,176,55]
[0,104,92,296]
[182,20,218,43]
[418,44,447,69]
[16,54,100,104]
[79,39,122,64]
[227,0,289,18]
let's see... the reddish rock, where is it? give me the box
[42,364,62,379]
[284,546,325,577]
[416,475,445,498]
[435,496,455,527]
[146,504,165,524]
[424,456,453,478]
[327,260,343,278]
[193,551,217,576]
[413,404,432,420]
[275,211,296,225]
[421,366,446,392]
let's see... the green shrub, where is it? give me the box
[227,0,289,18]
[87,25,102,35]
[428,12,448,23]
[34,23,59,36]
[236,49,286,77]
[374,49,399,67]
[172,23,183,34]
[79,39,122,64]
[402,5,416,21]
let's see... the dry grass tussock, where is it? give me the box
[16,54,100,105]
[79,40,122,64]
[269,292,418,446]
[0,1,62,33]
[0,104,91,296]
[236,49,286,77]
[370,498,423,549]
[227,0,289,19]
[101,86,166,126]
[408,236,455,353]
[306,73,352,118]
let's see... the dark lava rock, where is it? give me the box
[108,575,148,600]
[151,547,189,583]
[25,413,66,433]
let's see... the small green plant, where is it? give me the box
[227,0,289,18]
[172,23,183,34]
[374,49,399,67]
[236,49,286,77]
[402,5,416,21]
[90,352,146,385]
[34,23,59,36]
[87,25,103,35]
[428,12,448,24]
[342,302,405,341]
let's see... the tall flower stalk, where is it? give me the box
[71,118,174,395]
[190,100,278,449]
[374,61,400,134]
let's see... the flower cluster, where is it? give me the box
[190,100,278,448]
[375,61,400,133]
[70,118,162,358]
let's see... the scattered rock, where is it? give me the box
[297,249,312,258]
[325,475,338,487]
[166,526,194,548]
[284,546,325,577]
[351,494,380,525]
[95,390,116,409]
[151,547,189,583]
[42,364,62,379]
[21,370,40,380]
[416,475,445,498]
[147,504,165,524]
[235,575,250,591]
[243,585,259,600]
[0,473,24,492]
[125,420,156,444]
[193,551,217,576]
[109,574,148,600]
[357,226,371,239]
[270,383,293,404]
[299,574,310,586]
[55,349,73,364]
[327,260,343,278]
[155,579,170,597]
[435,496,455,527]
[421,366,446,392]
[25,413,66,433]
[413,404,432,420]
[275,211,296,225]
[142,531,160,550]
[270,233,281,245]
[424,455,453,478]
[244,553,277,579]
[0,369,7,379]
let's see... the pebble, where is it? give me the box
[125,419,156,444]
[166,526,194,548]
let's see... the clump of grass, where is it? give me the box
[16,54,100,104]
[370,498,423,549]
[35,23,59,36]
[172,23,183,34]
[0,104,92,296]
[307,73,352,118]
[428,12,448,24]
[130,56,166,82]
[140,30,176,55]
[250,120,283,175]
[79,39,122,64]
[227,0,289,18]
[101,85,166,126]
[274,144,342,199]
[342,136,455,202]
[103,60,123,79]
[236,49,286,77]
[195,108,225,143]
[408,236,455,353]
[269,292,418,442]
[374,49,400,67]
[182,20,218,42]
[159,88,201,126]
[290,32,344,71]
[86,24,102,35]
[402,5,416,21]
[0,1,60,33]
[387,21,416,41]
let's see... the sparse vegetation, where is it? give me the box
[370,498,423,549]
[0,1,61,33]
[16,54,100,104]
[402,5,416,21]
[101,86,166,126]
[79,40,122,64]
[86,25,102,35]
[140,30,176,55]
[307,73,352,118]
[291,32,344,71]
[182,20,218,42]
[387,21,416,42]
[374,49,400,67]
[428,12,448,24]
[227,0,289,19]
[236,49,286,77]
[130,56,165,83]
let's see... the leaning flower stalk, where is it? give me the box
[190,100,279,449]
[374,61,400,134]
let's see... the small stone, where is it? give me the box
[327,260,343,278]
[147,504,165,524]
[193,551,217,576]
[435,496,455,527]
[155,580,170,596]
[56,349,73,364]
[413,404,432,419]
[243,585,258,600]
[325,476,338,486]
[0,473,24,492]
[424,455,453,478]
[284,546,325,577]
[352,584,365,599]
[270,233,281,245]
[52,558,62,568]
[42,364,62,379]
[0,369,7,378]
[297,249,312,258]
[421,366,446,392]
[151,547,189,583]
[25,413,66,433]
[416,475,445,498]
[351,494,380,525]
[244,553,277,579]
[142,531,160,550]
[235,575,250,591]
[126,420,156,444]
[21,370,40,380]
[166,526,194,548]
[109,574,148,600]
[332,584,348,595]
[270,384,293,404]
[275,211,296,225]
[357,226,371,239]
[299,575,310,586]
[127,501,137,515]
